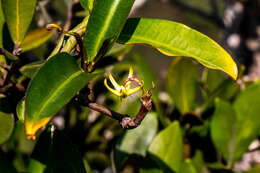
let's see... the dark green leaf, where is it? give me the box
[0,112,14,144]
[245,165,260,173]
[21,27,56,52]
[148,121,183,172]
[19,61,44,78]
[179,160,197,173]
[32,130,86,173]
[2,0,37,44]
[119,112,158,156]
[117,18,238,80]
[84,0,135,62]
[25,53,95,136]
[80,0,94,12]
[166,57,198,114]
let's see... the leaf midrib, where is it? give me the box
[33,70,83,120]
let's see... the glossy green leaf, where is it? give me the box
[16,98,25,122]
[84,0,135,62]
[80,0,94,12]
[166,57,198,114]
[148,121,183,172]
[0,112,14,144]
[117,18,238,80]
[21,27,56,52]
[210,99,236,165]
[2,0,37,44]
[119,112,158,156]
[19,61,44,78]
[25,53,95,136]
[179,160,197,173]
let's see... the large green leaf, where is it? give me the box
[166,57,198,114]
[210,99,236,166]
[0,112,14,144]
[211,82,260,164]
[20,27,56,52]
[80,0,94,12]
[2,0,37,44]
[0,1,5,63]
[119,112,158,156]
[25,53,95,136]
[148,121,183,172]
[84,0,135,62]
[117,18,238,80]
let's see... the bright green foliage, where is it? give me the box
[166,57,198,114]
[80,0,95,12]
[119,112,158,156]
[84,0,135,62]
[118,18,238,80]
[25,53,95,135]
[0,112,14,144]
[16,98,25,122]
[0,0,5,63]
[28,159,46,173]
[20,27,56,52]
[148,121,183,172]
[2,0,37,44]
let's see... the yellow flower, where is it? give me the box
[104,67,144,98]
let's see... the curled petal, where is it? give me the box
[108,73,121,91]
[104,78,122,96]
[126,85,143,96]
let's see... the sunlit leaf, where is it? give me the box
[117,18,238,80]
[25,53,95,137]
[0,112,14,144]
[166,57,198,114]
[16,98,25,122]
[21,27,56,52]
[2,0,37,44]
[28,159,46,173]
[148,121,183,172]
[119,112,158,156]
[0,1,5,64]
[84,0,135,62]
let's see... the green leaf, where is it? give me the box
[0,1,5,64]
[232,82,260,162]
[20,27,56,52]
[117,18,238,80]
[166,57,198,114]
[245,165,260,173]
[80,0,94,12]
[16,98,25,122]
[28,159,46,173]
[19,61,44,78]
[25,53,95,137]
[2,0,37,44]
[179,160,197,173]
[0,112,14,144]
[84,0,135,62]
[119,112,158,156]
[210,99,236,166]
[148,121,183,172]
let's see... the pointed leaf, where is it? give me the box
[2,0,37,44]
[179,160,197,173]
[80,0,94,12]
[119,112,158,156]
[84,0,135,62]
[25,53,95,137]
[0,112,14,144]
[148,121,183,172]
[117,18,238,80]
[21,27,56,52]
[166,57,198,114]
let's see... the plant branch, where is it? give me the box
[76,84,154,129]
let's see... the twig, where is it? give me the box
[76,84,154,129]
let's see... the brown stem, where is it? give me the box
[76,84,154,129]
